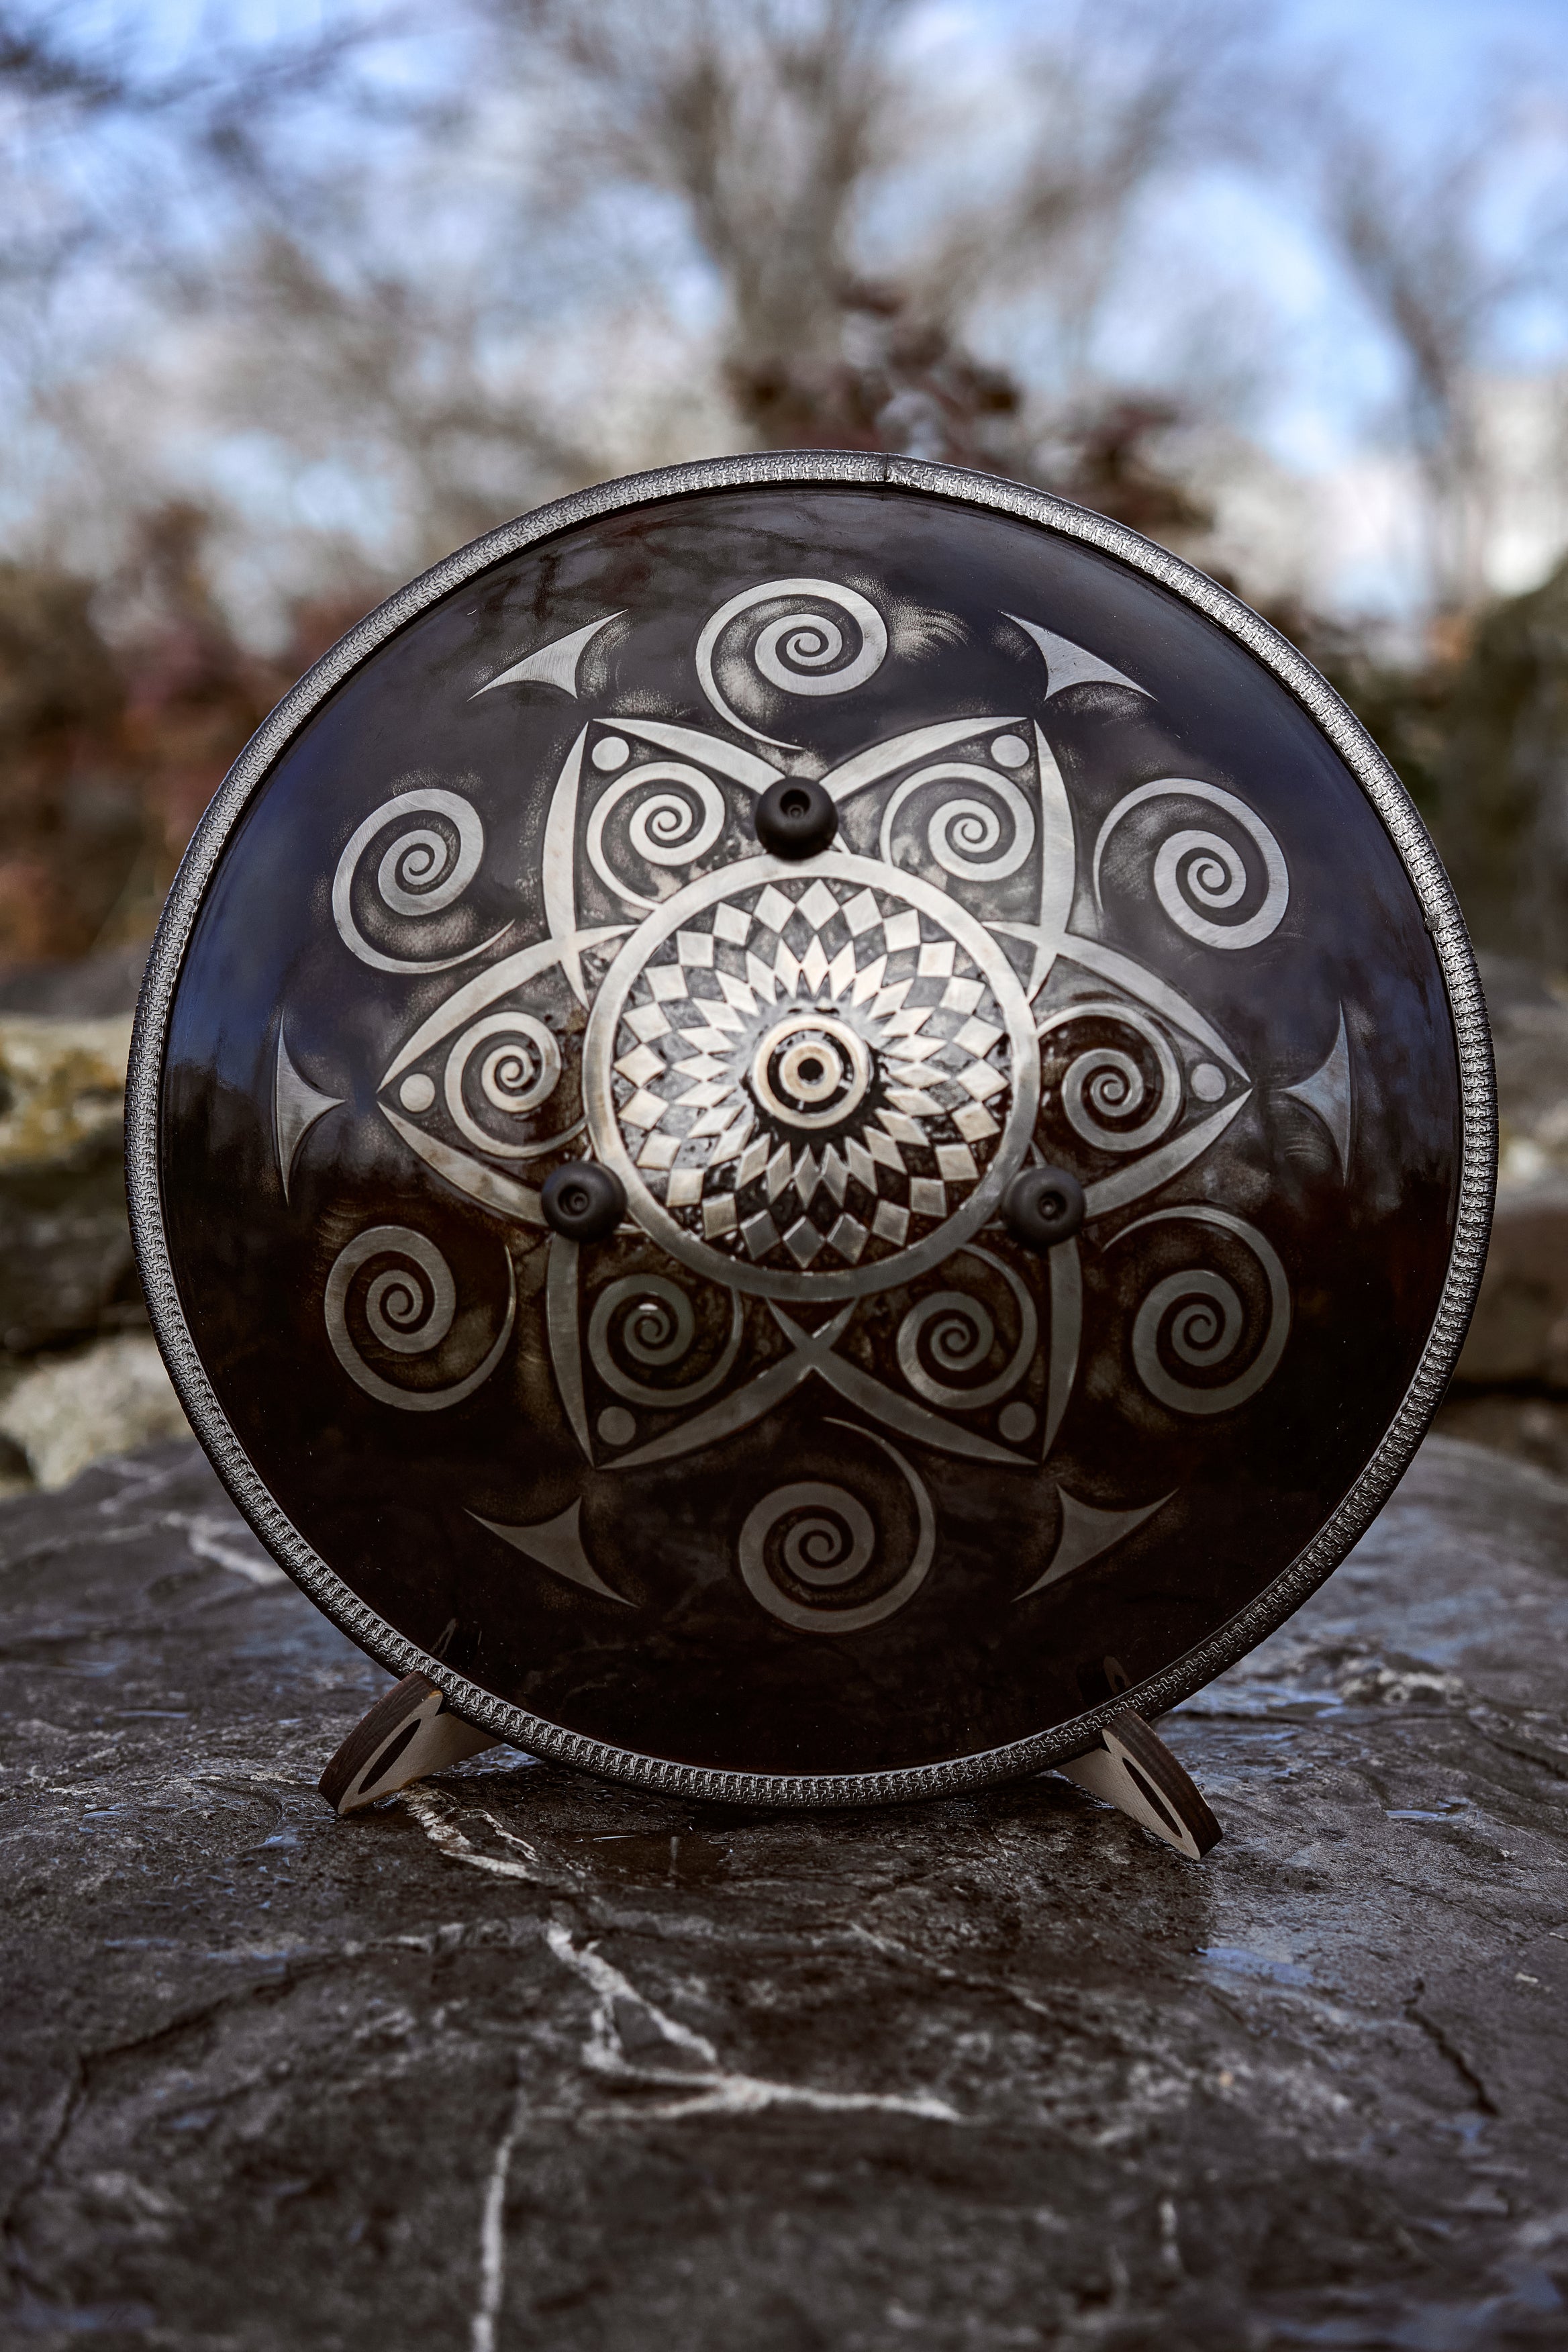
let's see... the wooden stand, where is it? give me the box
[1057,1710,1220,1859]
[320,1677,1220,1857]
[317,1673,496,1816]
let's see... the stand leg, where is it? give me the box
[320,1682,1220,1852]
[1057,1708,1221,1859]
[319,1673,500,1816]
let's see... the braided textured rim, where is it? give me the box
[126,450,1497,1808]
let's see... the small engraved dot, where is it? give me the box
[592,736,630,771]
[397,1073,435,1113]
[991,733,1029,769]
[1191,1062,1226,1103]
[597,1407,636,1446]
[999,1402,1036,1444]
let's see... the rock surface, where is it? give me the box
[0,945,148,1024]
[1453,1183,1568,1389]
[1,1434,1567,2351]
[1432,959,1568,1463]
[0,1014,144,1361]
[1442,1166,1568,1478]
[1483,959,1568,1191]
[0,1335,188,1491]
[0,959,186,1499]
[1432,1388,1568,1481]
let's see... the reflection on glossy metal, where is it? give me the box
[128,454,1494,1806]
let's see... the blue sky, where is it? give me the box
[10,0,1568,624]
[1284,0,1567,81]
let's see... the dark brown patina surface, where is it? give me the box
[156,480,1464,1777]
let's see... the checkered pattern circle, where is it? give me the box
[608,873,1017,1277]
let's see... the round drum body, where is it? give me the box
[128,455,1494,1803]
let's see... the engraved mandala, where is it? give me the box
[585,857,1038,1297]
[278,574,1348,1636]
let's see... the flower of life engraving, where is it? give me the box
[289,571,1330,1639]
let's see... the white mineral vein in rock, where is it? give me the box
[171,1511,287,1586]
[471,2082,528,2352]
[544,1920,961,2122]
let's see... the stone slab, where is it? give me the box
[1455,1182,1568,1391]
[1,1435,1567,2351]
[1481,957,1568,1190]
[0,946,148,1022]
[1433,1388,1568,1481]
[0,1015,143,1359]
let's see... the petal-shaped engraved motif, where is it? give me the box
[1283,1005,1353,1179]
[273,1027,343,1202]
[1014,1485,1171,1599]
[1007,615,1150,700]
[471,1498,630,1604]
[474,611,622,699]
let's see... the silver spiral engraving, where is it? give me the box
[333,789,499,974]
[1040,1000,1181,1155]
[442,1012,575,1161]
[773,1487,875,1585]
[1092,779,1289,950]
[587,763,727,909]
[895,1246,1038,1410]
[1114,1206,1289,1416]
[587,1275,743,1408]
[324,1225,515,1410]
[738,1429,935,1633]
[879,763,1035,883]
[697,578,888,745]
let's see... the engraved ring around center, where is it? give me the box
[752,1013,871,1130]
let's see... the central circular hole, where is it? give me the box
[752,1014,870,1129]
[777,1038,844,1104]
[562,1185,590,1216]
[780,789,810,818]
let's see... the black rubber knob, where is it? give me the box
[1002,1165,1085,1251]
[541,1161,625,1243]
[754,777,837,861]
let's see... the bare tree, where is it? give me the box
[1309,95,1568,618]
[1,0,1270,598]
[923,0,1261,391]
[482,0,1259,494]
[0,3,381,295]
[495,0,922,450]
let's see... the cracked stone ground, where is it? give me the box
[1,1438,1566,2351]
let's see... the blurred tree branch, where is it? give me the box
[4,1,1568,967]
[0,2,382,132]
[1304,87,1568,618]
[491,0,1256,491]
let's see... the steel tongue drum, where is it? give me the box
[128,455,1494,1842]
